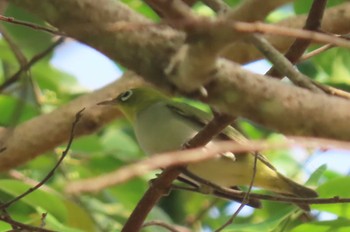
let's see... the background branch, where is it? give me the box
[223,2,350,63]
[267,0,327,77]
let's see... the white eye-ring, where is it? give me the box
[119,90,133,102]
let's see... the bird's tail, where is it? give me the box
[277,173,318,198]
[276,173,317,211]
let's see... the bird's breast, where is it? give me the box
[134,102,198,155]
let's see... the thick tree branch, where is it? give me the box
[0,74,143,171]
[166,19,349,92]
[12,0,183,90]
[13,1,350,78]
[205,60,350,140]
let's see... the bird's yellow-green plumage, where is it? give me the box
[99,87,317,207]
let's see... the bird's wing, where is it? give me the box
[166,101,277,171]
[166,101,212,127]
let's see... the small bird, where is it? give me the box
[99,87,317,208]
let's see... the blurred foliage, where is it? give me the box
[294,0,347,14]
[0,1,349,232]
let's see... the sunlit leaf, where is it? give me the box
[291,218,350,232]
[313,177,350,217]
[306,164,327,186]
[0,180,68,222]
[224,206,296,231]
[0,95,38,125]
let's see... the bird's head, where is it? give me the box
[98,87,167,123]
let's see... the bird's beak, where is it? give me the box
[97,99,116,106]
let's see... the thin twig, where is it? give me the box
[215,152,258,231]
[0,14,60,35]
[0,209,55,232]
[310,80,350,99]
[8,170,52,192]
[174,170,350,205]
[299,43,334,61]
[0,37,65,92]
[250,34,324,93]
[230,21,350,48]
[300,34,350,61]
[67,136,350,194]
[0,108,85,209]
[0,25,27,65]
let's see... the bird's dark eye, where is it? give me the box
[119,90,133,102]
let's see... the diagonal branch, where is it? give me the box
[121,114,235,232]
[250,35,324,93]
[267,0,328,77]
[0,14,59,34]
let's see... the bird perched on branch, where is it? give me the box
[98,87,317,209]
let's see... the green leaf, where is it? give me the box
[293,0,313,15]
[224,205,296,231]
[313,48,350,84]
[63,200,97,232]
[0,179,96,231]
[291,218,350,232]
[0,39,19,65]
[70,134,103,153]
[100,124,142,161]
[4,3,53,57]
[32,62,87,99]
[313,177,350,217]
[0,95,38,125]
[107,178,148,209]
[121,0,159,20]
[193,2,215,17]
[238,120,271,139]
[0,180,68,222]
[306,164,327,186]
[0,221,12,231]
[40,211,86,232]
[294,0,346,15]
[225,0,242,7]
